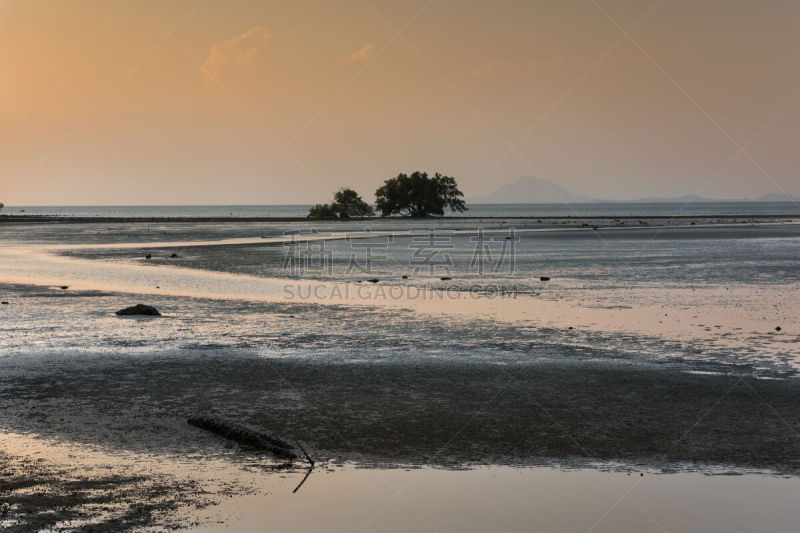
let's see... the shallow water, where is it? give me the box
[1,218,800,530]
[1,222,797,374]
[3,430,798,533]
[189,466,800,533]
[5,201,800,218]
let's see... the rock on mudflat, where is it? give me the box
[115,304,161,316]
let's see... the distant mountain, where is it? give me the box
[626,194,724,203]
[471,178,799,204]
[629,193,800,203]
[755,193,800,202]
[471,176,591,204]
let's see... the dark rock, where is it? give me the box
[540,276,550,281]
[775,326,782,332]
[170,253,178,258]
[440,277,452,281]
[145,254,152,259]
[366,278,380,283]
[401,275,408,279]
[1,301,8,305]
[60,286,69,290]
[115,304,161,316]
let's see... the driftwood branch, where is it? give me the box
[295,440,315,467]
[291,441,315,493]
[188,414,297,460]
[292,466,314,494]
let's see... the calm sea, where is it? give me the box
[3,202,799,218]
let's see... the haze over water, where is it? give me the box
[4,201,800,218]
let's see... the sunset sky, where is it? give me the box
[1,0,798,205]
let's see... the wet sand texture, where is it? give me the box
[1,356,797,473]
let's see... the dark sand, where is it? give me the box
[0,446,213,532]
[2,354,797,473]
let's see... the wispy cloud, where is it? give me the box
[202,26,270,86]
[342,43,374,65]
[470,62,494,78]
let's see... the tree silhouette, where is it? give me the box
[308,188,374,219]
[375,171,466,217]
[332,188,374,218]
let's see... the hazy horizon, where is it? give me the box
[2,0,799,205]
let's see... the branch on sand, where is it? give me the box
[187,414,297,460]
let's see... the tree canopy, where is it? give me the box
[375,171,466,217]
[307,188,374,219]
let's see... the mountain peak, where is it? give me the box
[471,176,591,204]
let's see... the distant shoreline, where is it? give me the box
[2,213,799,224]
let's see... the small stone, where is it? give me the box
[540,276,550,282]
[775,326,782,332]
[1,301,8,305]
[145,254,152,259]
[440,277,452,281]
[115,304,161,316]
[170,253,178,258]
[366,278,380,283]
[60,286,69,290]
[401,275,408,279]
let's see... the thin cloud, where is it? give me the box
[471,62,494,78]
[202,26,270,86]
[342,43,374,65]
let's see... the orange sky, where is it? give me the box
[1,0,798,205]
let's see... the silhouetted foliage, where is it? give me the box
[308,188,374,219]
[375,172,466,217]
[307,203,339,219]
[332,188,374,218]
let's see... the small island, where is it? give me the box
[308,171,466,219]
